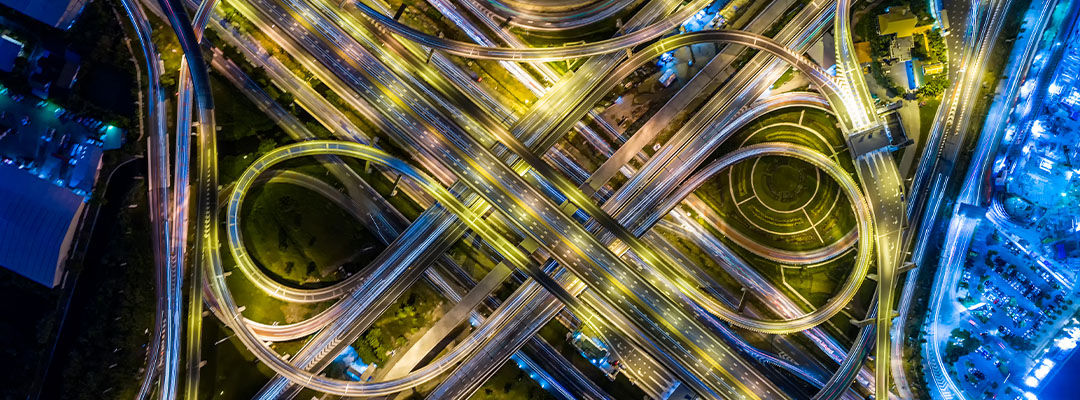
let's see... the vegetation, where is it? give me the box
[241,181,382,285]
[0,0,136,127]
[695,108,857,252]
[448,239,503,282]
[924,29,948,63]
[469,362,556,400]
[918,75,949,98]
[536,322,647,400]
[772,68,795,89]
[943,329,980,364]
[869,59,902,96]
[199,322,278,399]
[351,283,444,366]
[762,0,811,38]
[211,73,290,183]
[38,181,156,399]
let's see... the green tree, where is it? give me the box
[918,76,949,98]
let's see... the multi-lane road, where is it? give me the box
[120,0,975,397]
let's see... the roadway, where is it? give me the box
[118,0,171,398]
[151,0,908,397]
[351,0,713,61]
[278,0,876,393]
[243,0,812,397]
[919,0,1059,398]
[464,0,643,31]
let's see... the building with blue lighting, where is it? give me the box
[0,0,89,30]
[0,163,84,287]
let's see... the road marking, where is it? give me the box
[803,208,824,243]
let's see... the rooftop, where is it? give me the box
[0,0,89,30]
[0,35,22,72]
[879,6,919,38]
[0,163,84,287]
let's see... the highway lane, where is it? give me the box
[119,0,171,398]
[187,0,885,397]
[635,91,853,265]
[311,0,859,382]
[313,0,615,194]
[154,3,494,348]
[651,220,835,388]
[434,28,863,334]
[467,0,643,31]
[828,0,907,397]
[151,0,220,397]
[210,141,611,397]
[920,0,1057,399]
[351,0,713,61]
[247,0,876,397]
[245,1,799,397]
[386,0,876,393]
[261,3,784,390]
[901,0,1015,398]
[897,0,1057,397]
[581,0,796,195]
[176,1,583,397]
[221,5,665,391]
[599,0,832,234]
[168,1,218,397]
[203,52,421,341]
[429,134,862,399]
[214,2,673,397]
[448,0,641,155]
[229,169,605,400]
[372,0,628,175]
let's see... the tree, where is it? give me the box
[926,29,947,63]
[918,76,949,98]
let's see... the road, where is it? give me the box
[919,0,1060,399]
[137,0,924,397]
[352,0,713,61]
[118,0,171,398]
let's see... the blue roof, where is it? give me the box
[0,36,22,72]
[0,164,84,287]
[0,0,88,29]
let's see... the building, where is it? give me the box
[0,35,23,72]
[889,35,916,63]
[923,62,946,75]
[879,6,919,37]
[0,0,90,30]
[878,6,935,38]
[28,47,80,99]
[0,164,85,287]
[0,77,110,287]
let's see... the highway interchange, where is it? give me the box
[112,0,1040,398]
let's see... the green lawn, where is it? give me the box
[695,108,856,252]
[241,181,382,286]
[350,282,446,367]
[469,361,557,400]
[200,321,275,399]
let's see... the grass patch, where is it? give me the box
[468,361,557,400]
[349,283,445,367]
[241,181,382,286]
[694,108,856,252]
[36,181,155,399]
